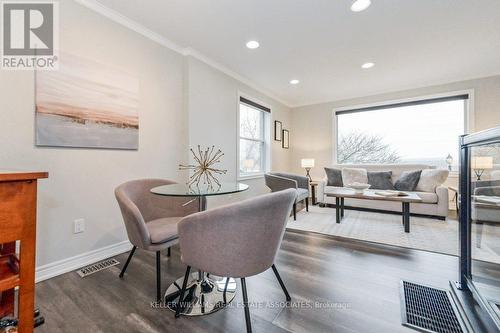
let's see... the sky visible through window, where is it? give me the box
[337,100,465,170]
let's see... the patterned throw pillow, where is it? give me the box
[341,168,368,186]
[416,169,449,192]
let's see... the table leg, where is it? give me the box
[336,197,341,223]
[403,202,410,233]
[311,185,317,205]
[341,198,345,218]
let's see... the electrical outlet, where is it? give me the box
[74,219,85,234]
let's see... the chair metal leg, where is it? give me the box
[119,246,136,278]
[167,247,171,257]
[175,266,191,318]
[305,198,309,212]
[293,203,297,221]
[241,278,252,333]
[223,277,230,304]
[271,264,291,302]
[156,251,161,302]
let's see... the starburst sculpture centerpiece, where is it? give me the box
[179,145,227,190]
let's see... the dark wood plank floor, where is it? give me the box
[35,230,462,333]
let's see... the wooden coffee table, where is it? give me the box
[325,188,422,233]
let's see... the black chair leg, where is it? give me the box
[175,266,191,318]
[241,278,252,333]
[271,264,291,302]
[156,251,161,302]
[293,203,297,221]
[119,246,136,278]
[305,198,309,212]
[167,247,171,257]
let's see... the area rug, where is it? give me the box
[287,206,500,265]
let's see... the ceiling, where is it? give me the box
[93,0,500,107]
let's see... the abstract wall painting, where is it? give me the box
[35,52,139,149]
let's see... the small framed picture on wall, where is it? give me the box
[274,120,282,141]
[282,129,289,149]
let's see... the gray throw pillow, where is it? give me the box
[324,167,343,187]
[394,170,422,191]
[367,171,394,190]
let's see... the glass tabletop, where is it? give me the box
[150,182,249,197]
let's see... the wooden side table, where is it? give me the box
[310,181,319,205]
[0,171,48,332]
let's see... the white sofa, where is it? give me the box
[317,164,449,219]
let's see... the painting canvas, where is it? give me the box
[282,129,289,149]
[36,53,139,149]
[274,120,282,141]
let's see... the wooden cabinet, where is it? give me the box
[0,171,48,332]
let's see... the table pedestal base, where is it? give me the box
[164,273,237,316]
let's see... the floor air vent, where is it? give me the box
[76,258,119,278]
[400,281,466,333]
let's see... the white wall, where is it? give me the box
[186,56,292,207]
[290,75,500,180]
[0,1,292,276]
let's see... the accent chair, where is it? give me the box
[174,189,297,333]
[265,172,310,220]
[114,179,198,301]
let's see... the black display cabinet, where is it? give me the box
[458,126,500,331]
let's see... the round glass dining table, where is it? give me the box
[150,182,249,316]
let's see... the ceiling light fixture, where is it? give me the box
[351,0,371,12]
[361,62,375,69]
[290,79,300,85]
[246,40,260,49]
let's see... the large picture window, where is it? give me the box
[336,95,468,170]
[238,97,270,178]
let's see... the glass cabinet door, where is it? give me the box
[469,143,500,323]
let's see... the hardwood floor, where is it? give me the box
[35,230,462,333]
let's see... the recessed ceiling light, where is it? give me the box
[361,62,375,69]
[290,79,300,85]
[246,40,260,49]
[351,0,371,12]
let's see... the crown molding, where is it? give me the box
[74,0,185,54]
[183,48,290,107]
[74,0,291,107]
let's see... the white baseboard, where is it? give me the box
[35,240,132,283]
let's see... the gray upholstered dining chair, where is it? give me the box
[114,179,198,301]
[174,189,297,333]
[265,172,309,220]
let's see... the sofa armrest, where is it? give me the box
[435,185,449,217]
[317,177,328,204]
[265,174,297,192]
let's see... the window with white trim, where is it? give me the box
[238,97,270,178]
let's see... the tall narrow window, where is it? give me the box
[239,97,270,178]
[336,95,467,171]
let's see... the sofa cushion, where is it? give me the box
[394,170,422,191]
[342,168,368,185]
[414,191,438,204]
[147,217,181,244]
[324,167,343,187]
[367,171,395,190]
[416,169,449,192]
[296,188,309,202]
